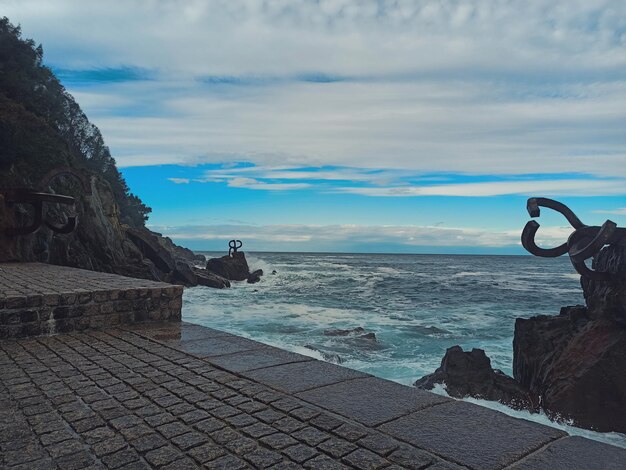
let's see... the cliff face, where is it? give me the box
[0,18,202,284]
[513,245,626,433]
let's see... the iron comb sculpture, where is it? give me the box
[228,239,243,257]
[1,167,91,236]
[521,197,626,281]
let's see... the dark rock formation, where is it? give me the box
[415,346,537,411]
[416,244,626,434]
[324,327,366,337]
[206,252,250,281]
[513,245,626,433]
[247,269,263,284]
[194,269,231,289]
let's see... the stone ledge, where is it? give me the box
[0,263,182,338]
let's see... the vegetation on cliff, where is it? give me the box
[0,17,150,227]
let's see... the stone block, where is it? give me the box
[510,436,626,469]
[379,401,565,469]
[208,346,312,373]
[245,360,369,393]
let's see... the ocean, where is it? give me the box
[183,252,626,448]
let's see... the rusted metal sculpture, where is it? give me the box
[1,167,90,236]
[522,197,626,281]
[228,239,242,257]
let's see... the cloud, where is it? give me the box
[151,222,573,250]
[227,177,311,191]
[336,178,626,197]
[4,0,626,186]
[593,207,626,215]
[167,177,190,184]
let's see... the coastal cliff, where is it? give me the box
[0,18,206,285]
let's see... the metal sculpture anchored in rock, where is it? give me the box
[521,197,626,281]
[1,166,90,236]
[228,239,243,257]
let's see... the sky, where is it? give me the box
[3,0,626,253]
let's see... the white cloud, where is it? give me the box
[227,177,311,191]
[4,0,626,183]
[152,222,579,249]
[336,179,626,197]
[593,207,626,215]
[167,177,190,184]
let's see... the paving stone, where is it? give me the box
[282,444,319,463]
[193,417,227,434]
[387,448,435,470]
[210,427,243,445]
[225,413,259,428]
[289,406,321,421]
[208,347,311,373]
[180,409,211,424]
[46,438,87,458]
[187,441,227,464]
[310,414,344,431]
[226,436,258,455]
[380,401,566,470]
[242,422,277,438]
[260,432,298,450]
[101,448,140,469]
[145,445,182,467]
[208,454,250,469]
[130,433,167,452]
[357,433,399,456]
[172,337,256,358]
[510,436,626,470]
[332,423,368,442]
[162,457,200,470]
[39,428,74,446]
[170,431,208,450]
[304,455,350,470]
[273,416,307,434]
[245,447,284,468]
[92,435,128,457]
[342,448,390,469]
[297,377,449,426]
[317,438,358,458]
[83,426,116,444]
[245,361,367,393]
[268,462,302,470]
[293,426,332,446]
[238,401,268,414]
[157,421,191,439]
[145,412,176,427]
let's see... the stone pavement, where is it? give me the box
[1,322,625,470]
[0,263,182,338]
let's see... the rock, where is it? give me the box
[324,327,366,337]
[206,251,250,281]
[359,332,377,341]
[174,260,197,286]
[271,270,277,275]
[193,268,231,289]
[304,345,343,364]
[247,269,263,284]
[415,346,537,411]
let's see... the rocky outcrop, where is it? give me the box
[194,269,231,289]
[324,327,367,337]
[247,269,263,284]
[415,346,537,411]
[206,252,250,281]
[0,171,221,288]
[513,245,626,433]
[416,244,626,434]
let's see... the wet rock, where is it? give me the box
[324,327,366,337]
[271,270,277,275]
[193,269,231,289]
[247,269,263,284]
[174,260,197,286]
[206,251,250,281]
[359,332,377,341]
[415,346,537,411]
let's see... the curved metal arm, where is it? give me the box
[228,239,243,257]
[521,220,569,258]
[526,197,585,229]
[568,221,617,263]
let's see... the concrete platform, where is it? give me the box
[2,320,625,469]
[0,263,182,338]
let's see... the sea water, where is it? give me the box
[183,252,626,448]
